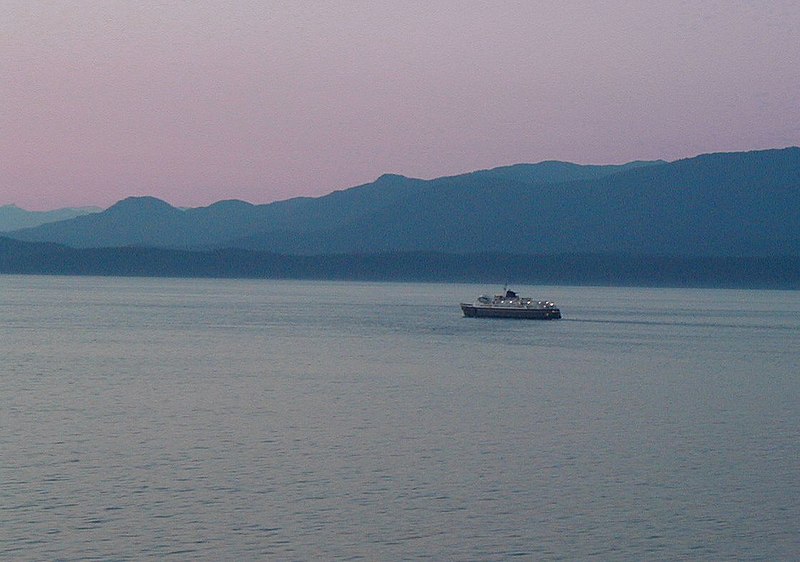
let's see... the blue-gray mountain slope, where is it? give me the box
[6,160,657,249]
[0,205,100,232]
[7,148,799,257]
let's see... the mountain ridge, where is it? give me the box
[0,204,101,232]
[6,148,799,257]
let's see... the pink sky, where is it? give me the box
[2,1,799,210]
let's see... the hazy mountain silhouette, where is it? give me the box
[0,204,100,232]
[7,148,799,257]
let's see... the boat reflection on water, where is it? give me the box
[460,289,561,319]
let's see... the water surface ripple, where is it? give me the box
[1,277,798,560]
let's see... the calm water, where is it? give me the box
[1,276,798,560]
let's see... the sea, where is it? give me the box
[1,275,798,561]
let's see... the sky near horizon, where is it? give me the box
[2,1,799,210]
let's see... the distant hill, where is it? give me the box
[0,205,100,232]
[2,237,797,288]
[5,160,660,250]
[6,148,800,257]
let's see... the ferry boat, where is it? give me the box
[460,289,561,319]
